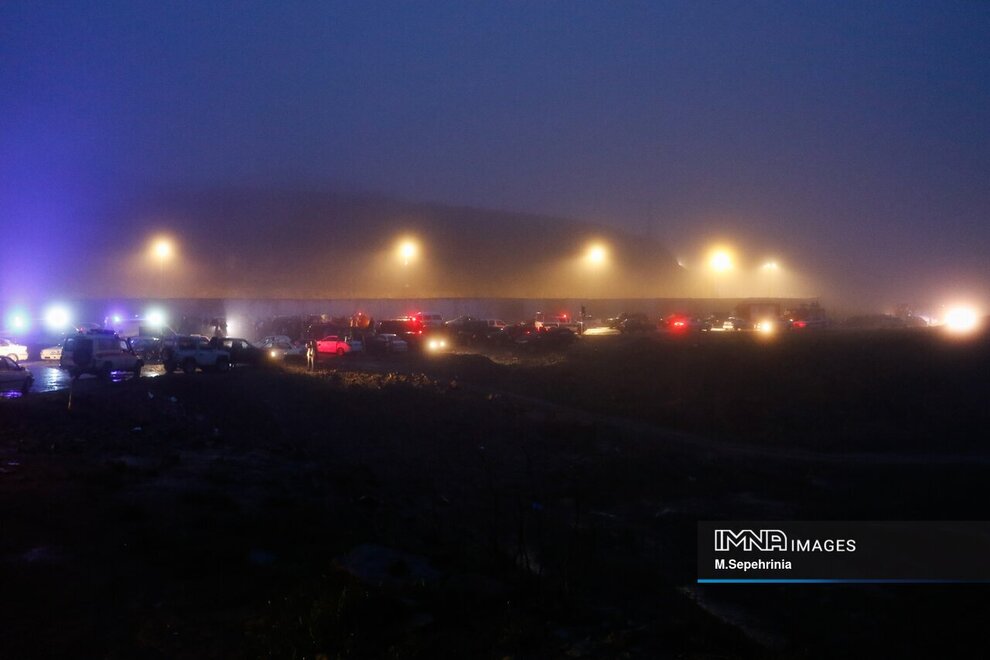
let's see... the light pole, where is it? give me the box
[397,238,419,293]
[584,242,608,314]
[761,261,779,297]
[708,248,733,298]
[152,238,174,298]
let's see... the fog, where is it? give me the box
[2,3,988,314]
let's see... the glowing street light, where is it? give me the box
[397,239,419,267]
[44,305,71,332]
[761,260,780,297]
[145,308,167,327]
[585,243,608,266]
[709,250,733,273]
[707,247,735,298]
[153,239,173,260]
[7,310,29,333]
[150,236,175,297]
[395,238,420,292]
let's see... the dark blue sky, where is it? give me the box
[2,1,988,308]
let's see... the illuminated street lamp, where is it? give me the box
[581,242,609,310]
[44,304,71,332]
[761,260,780,297]
[709,250,733,273]
[585,243,608,267]
[396,238,420,292]
[150,237,175,297]
[397,239,418,267]
[153,238,173,260]
[707,247,735,298]
[145,307,167,328]
[8,311,29,333]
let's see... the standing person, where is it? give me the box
[306,338,316,371]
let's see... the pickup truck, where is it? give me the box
[162,336,232,374]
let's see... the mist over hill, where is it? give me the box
[86,188,687,300]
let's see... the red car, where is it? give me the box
[315,335,352,356]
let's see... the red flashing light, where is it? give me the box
[794,321,807,329]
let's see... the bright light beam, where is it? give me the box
[146,308,167,327]
[585,243,608,266]
[7,311,29,332]
[944,306,979,334]
[709,249,733,273]
[44,305,71,331]
[397,239,419,267]
[152,238,173,260]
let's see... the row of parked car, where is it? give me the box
[0,355,32,394]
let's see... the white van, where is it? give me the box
[415,312,445,329]
[60,331,143,379]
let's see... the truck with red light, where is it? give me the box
[414,312,445,329]
[375,317,426,350]
[662,315,709,333]
[535,311,580,332]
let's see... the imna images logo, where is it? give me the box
[714,529,788,552]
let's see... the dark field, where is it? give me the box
[2,329,990,658]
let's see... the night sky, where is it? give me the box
[2,1,988,309]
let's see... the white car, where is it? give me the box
[0,338,29,362]
[41,344,63,361]
[0,355,33,394]
[415,312,445,329]
[60,332,143,378]
[162,336,231,373]
[258,335,305,360]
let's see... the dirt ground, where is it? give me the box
[2,329,990,658]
